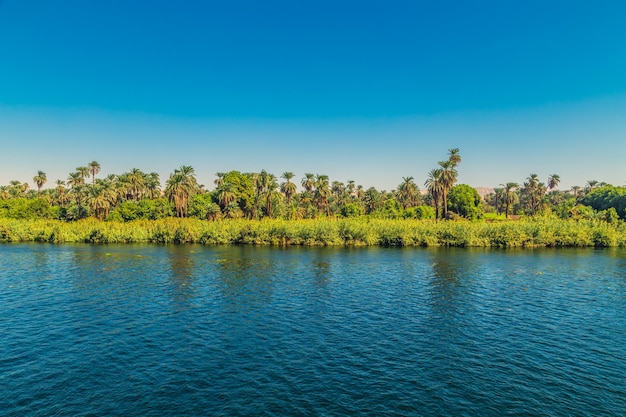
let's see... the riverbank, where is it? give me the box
[1,218,625,247]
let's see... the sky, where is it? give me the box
[1,0,626,191]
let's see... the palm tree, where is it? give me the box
[8,180,22,197]
[501,182,519,219]
[286,201,306,220]
[67,171,84,188]
[33,170,47,197]
[586,180,599,193]
[0,186,10,200]
[216,182,237,210]
[425,169,444,220]
[165,165,198,217]
[214,172,225,188]
[69,183,87,214]
[314,174,331,216]
[250,171,265,219]
[363,187,383,214]
[88,161,101,185]
[127,168,146,201]
[224,201,243,218]
[86,185,112,221]
[396,176,420,209]
[548,174,560,190]
[280,172,297,205]
[52,180,66,206]
[145,172,161,199]
[438,160,458,219]
[301,173,315,193]
[261,171,279,218]
[523,173,541,215]
[355,185,365,201]
[76,166,90,184]
[492,187,504,215]
[206,202,222,221]
[448,148,462,167]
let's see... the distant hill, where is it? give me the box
[475,187,494,200]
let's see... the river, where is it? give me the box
[1,244,625,416]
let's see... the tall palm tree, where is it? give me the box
[314,174,331,216]
[145,172,161,199]
[586,180,599,193]
[501,182,519,219]
[548,174,560,190]
[396,176,420,209]
[88,161,101,185]
[76,166,90,184]
[214,172,225,188]
[33,170,47,197]
[165,165,198,217]
[67,171,84,188]
[54,180,68,206]
[570,185,582,201]
[523,173,541,215]
[280,172,297,205]
[355,185,365,201]
[86,184,115,221]
[438,160,458,219]
[448,148,462,167]
[127,168,146,201]
[261,171,279,218]
[250,171,264,219]
[8,180,22,197]
[301,173,315,193]
[425,169,444,220]
[492,187,504,215]
[363,187,383,214]
[347,180,356,193]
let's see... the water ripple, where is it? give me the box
[0,245,625,416]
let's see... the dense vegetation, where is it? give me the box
[1,218,625,247]
[2,150,625,246]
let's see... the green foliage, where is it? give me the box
[340,203,364,218]
[581,186,626,219]
[568,205,597,221]
[371,198,403,219]
[107,199,173,222]
[0,198,53,219]
[404,205,435,220]
[601,207,619,225]
[448,184,483,220]
[2,218,626,247]
[223,171,255,215]
[137,198,174,220]
[109,201,140,221]
[188,193,216,219]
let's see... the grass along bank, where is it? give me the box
[1,218,626,247]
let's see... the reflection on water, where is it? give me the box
[426,248,479,321]
[213,246,276,313]
[311,255,331,287]
[167,245,196,306]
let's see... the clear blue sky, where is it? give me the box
[1,0,625,190]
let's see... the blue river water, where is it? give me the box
[1,244,625,416]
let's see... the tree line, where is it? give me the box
[2,151,625,223]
